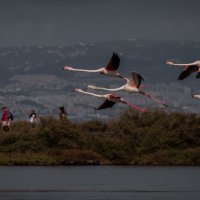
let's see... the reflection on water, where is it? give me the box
[0,166,200,200]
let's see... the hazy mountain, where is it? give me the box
[0,39,200,120]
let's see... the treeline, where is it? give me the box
[0,109,200,165]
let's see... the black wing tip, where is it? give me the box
[131,71,144,80]
[131,71,142,75]
[112,52,119,58]
[94,105,101,110]
[178,72,188,80]
[96,100,116,110]
[110,52,120,69]
[140,74,144,81]
[178,75,185,80]
[196,73,200,78]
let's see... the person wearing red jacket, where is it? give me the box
[1,106,12,132]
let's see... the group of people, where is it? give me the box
[1,106,67,132]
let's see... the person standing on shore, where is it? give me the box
[59,106,67,120]
[1,106,12,132]
[29,109,37,128]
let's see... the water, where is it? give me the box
[0,166,200,200]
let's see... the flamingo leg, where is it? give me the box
[125,102,147,112]
[141,91,168,107]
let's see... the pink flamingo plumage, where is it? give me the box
[165,60,200,80]
[63,52,124,79]
[88,71,167,107]
[74,88,147,112]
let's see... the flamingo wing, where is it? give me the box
[105,52,120,71]
[178,65,199,80]
[95,99,116,110]
[196,72,200,78]
[130,71,144,88]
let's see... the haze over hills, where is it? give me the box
[0,39,200,120]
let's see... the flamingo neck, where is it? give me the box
[97,86,124,91]
[79,90,104,98]
[72,68,102,72]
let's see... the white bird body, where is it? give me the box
[123,81,140,93]
[88,71,167,107]
[89,84,139,93]
[194,95,200,99]
[88,76,140,93]
[63,53,124,79]
[166,60,200,80]
[74,88,147,112]
[101,68,121,76]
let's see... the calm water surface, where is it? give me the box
[0,166,200,200]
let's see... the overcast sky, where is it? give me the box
[0,0,200,46]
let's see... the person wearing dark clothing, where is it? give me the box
[59,106,67,120]
[29,109,37,127]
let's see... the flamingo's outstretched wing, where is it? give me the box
[95,99,116,110]
[129,71,144,88]
[105,53,120,71]
[178,65,198,80]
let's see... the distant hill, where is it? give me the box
[0,39,200,119]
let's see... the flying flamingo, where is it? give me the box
[63,52,124,78]
[74,88,147,112]
[87,71,168,107]
[194,94,200,99]
[165,60,200,80]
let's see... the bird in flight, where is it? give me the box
[88,71,167,107]
[194,94,200,99]
[74,88,147,112]
[63,52,124,78]
[165,60,200,80]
